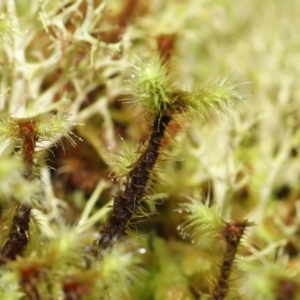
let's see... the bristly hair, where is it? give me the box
[123,53,176,114]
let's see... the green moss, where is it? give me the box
[0,0,299,299]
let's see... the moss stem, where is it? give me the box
[0,117,37,265]
[212,220,249,300]
[0,205,31,266]
[92,110,172,254]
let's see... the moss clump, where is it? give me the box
[0,0,299,299]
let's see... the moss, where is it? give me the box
[0,0,299,299]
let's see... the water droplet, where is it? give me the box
[138,248,146,254]
[177,226,181,230]
[178,209,182,214]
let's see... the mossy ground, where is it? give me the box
[0,0,300,299]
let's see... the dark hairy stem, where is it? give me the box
[0,205,31,266]
[0,118,37,265]
[212,220,249,300]
[92,111,172,254]
[0,117,42,297]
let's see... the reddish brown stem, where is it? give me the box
[157,33,177,65]
[0,117,38,265]
[19,262,46,300]
[63,277,91,300]
[19,276,42,300]
[17,118,38,180]
[212,220,249,300]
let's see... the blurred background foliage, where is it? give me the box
[0,0,300,299]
